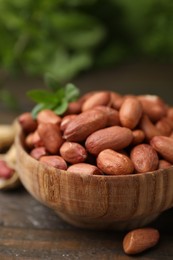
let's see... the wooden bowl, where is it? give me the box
[15,131,173,230]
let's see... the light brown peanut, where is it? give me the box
[82,91,111,111]
[167,107,173,120]
[131,129,145,145]
[155,117,172,136]
[138,95,167,122]
[85,126,133,156]
[150,136,173,164]
[130,144,159,173]
[158,159,172,169]
[18,112,37,133]
[39,155,67,170]
[110,92,124,110]
[63,109,108,142]
[38,123,63,154]
[67,163,101,175]
[97,149,134,175]
[37,109,61,125]
[60,142,87,164]
[78,91,96,105]
[165,116,173,129]
[123,228,160,255]
[25,130,44,149]
[25,133,35,149]
[94,106,120,126]
[139,114,161,140]
[31,130,44,147]
[119,96,143,129]
[66,101,82,114]
[30,146,47,160]
[60,115,77,132]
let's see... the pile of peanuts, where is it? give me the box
[19,90,173,176]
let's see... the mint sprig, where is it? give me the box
[27,74,80,118]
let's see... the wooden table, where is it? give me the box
[1,187,173,260]
[1,64,173,259]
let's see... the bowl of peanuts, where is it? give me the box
[16,90,173,230]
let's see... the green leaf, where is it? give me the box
[65,83,80,102]
[55,87,66,102]
[31,102,55,119]
[53,100,68,115]
[44,73,62,91]
[27,89,57,104]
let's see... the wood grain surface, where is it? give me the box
[0,188,173,259]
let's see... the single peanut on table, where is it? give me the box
[123,228,160,255]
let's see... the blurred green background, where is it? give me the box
[0,0,173,81]
[0,0,173,112]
